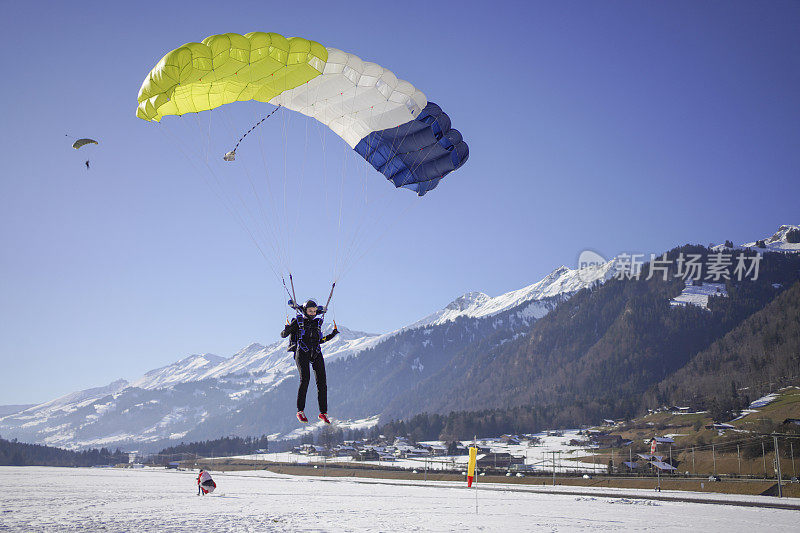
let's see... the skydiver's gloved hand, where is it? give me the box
[281,323,292,338]
[330,328,339,337]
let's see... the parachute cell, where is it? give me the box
[137,32,468,195]
[354,103,468,196]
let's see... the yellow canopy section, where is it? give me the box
[137,32,328,122]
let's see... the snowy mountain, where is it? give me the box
[742,224,800,252]
[0,261,615,451]
[409,262,617,328]
[713,224,800,253]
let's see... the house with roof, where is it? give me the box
[650,460,677,473]
[621,461,642,472]
[476,452,525,469]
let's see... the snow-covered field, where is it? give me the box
[1,467,797,532]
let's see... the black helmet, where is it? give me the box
[304,299,318,309]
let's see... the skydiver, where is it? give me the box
[85,160,90,170]
[281,299,338,424]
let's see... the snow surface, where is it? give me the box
[669,281,728,310]
[271,415,382,442]
[748,393,779,409]
[0,467,796,532]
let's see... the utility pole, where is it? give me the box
[692,447,695,475]
[712,444,716,476]
[762,441,767,478]
[552,451,556,486]
[737,445,741,476]
[791,442,795,478]
[773,435,783,498]
[657,463,661,492]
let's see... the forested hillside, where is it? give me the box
[378,248,800,431]
[647,280,800,415]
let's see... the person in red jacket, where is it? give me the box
[197,469,216,495]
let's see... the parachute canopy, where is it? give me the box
[72,138,98,149]
[137,32,468,195]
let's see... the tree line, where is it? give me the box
[0,436,126,466]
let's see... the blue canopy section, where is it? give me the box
[354,102,469,196]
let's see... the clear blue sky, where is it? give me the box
[1,1,798,405]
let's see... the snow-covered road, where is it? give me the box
[0,467,796,532]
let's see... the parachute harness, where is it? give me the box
[224,105,282,162]
[285,277,336,355]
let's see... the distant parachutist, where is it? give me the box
[85,160,90,170]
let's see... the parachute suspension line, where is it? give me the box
[316,118,331,223]
[281,104,294,274]
[337,185,406,282]
[337,103,420,280]
[155,121,283,283]
[290,83,312,266]
[333,96,430,280]
[333,103,348,283]
[281,71,299,276]
[338,198,422,282]
[255,107,292,273]
[224,105,282,161]
[218,106,285,265]
[281,275,295,305]
[289,273,299,309]
[323,281,336,316]
[190,112,283,280]
[195,110,275,268]
[217,107,288,274]
[333,85,360,281]
[334,104,377,281]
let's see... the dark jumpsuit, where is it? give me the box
[281,315,338,413]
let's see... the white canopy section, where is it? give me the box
[270,48,427,147]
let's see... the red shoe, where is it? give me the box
[318,413,331,424]
[297,411,308,423]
